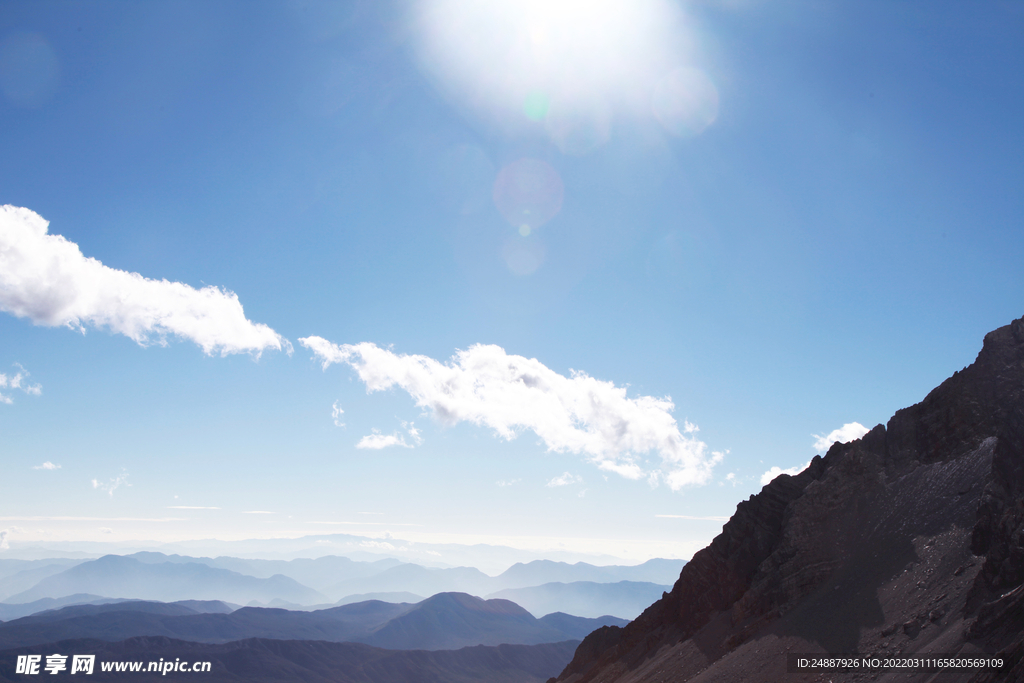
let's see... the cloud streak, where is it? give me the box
[0,363,41,404]
[0,205,287,357]
[301,338,723,489]
[356,430,413,450]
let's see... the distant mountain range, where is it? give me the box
[0,636,579,683]
[0,559,83,602]
[1,553,683,620]
[486,581,671,619]
[4,555,327,606]
[0,592,626,651]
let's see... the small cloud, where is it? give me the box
[402,421,423,445]
[760,461,812,486]
[813,422,869,454]
[167,506,220,510]
[98,527,113,534]
[357,429,412,450]
[578,489,587,498]
[33,461,60,470]
[356,420,422,450]
[332,401,345,427]
[496,478,521,487]
[92,470,130,497]
[0,364,42,404]
[242,510,275,514]
[546,472,583,487]
[0,529,8,550]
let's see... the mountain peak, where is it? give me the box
[555,314,1024,683]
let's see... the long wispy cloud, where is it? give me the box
[0,205,288,356]
[0,363,41,404]
[300,338,723,489]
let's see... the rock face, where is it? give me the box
[554,316,1024,683]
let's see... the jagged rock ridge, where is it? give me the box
[554,315,1024,683]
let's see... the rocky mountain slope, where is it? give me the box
[554,315,1024,683]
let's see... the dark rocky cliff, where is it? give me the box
[554,316,1024,683]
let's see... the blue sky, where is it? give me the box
[1,0,1022,565]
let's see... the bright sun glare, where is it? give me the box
[414,0,716,146]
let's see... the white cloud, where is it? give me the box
[547,471,583,487]
[0,363,42,404]
[759,460,811,486]
[32,461,60,470]
[496,478,521,487]
[91,470,129,497]
[332,401,345,427]
[355,420,421,450]
[300,338,723,489]
[0,205,288,357]
[98,527,113,534]
[813,421,870,453]
[0,529,8,550]
[357,430,412,449]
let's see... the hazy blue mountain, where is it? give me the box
[335,591,423,606]
[486,581,671,619]
[355,593,568,651]
[127,552,402,592]
[0,562,86,601]
[535,612,629,640]
[0,595,113,622]
[0,636,580,683]
[494,559,684,589]
[0,559,83,581]
[323,563,493,601]
[5,556,327,606]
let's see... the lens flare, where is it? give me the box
[651,67,719,138]
[492,158,564,233]
[502,237,545,276]
[545,97,612,155]
[413,0,703,143]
